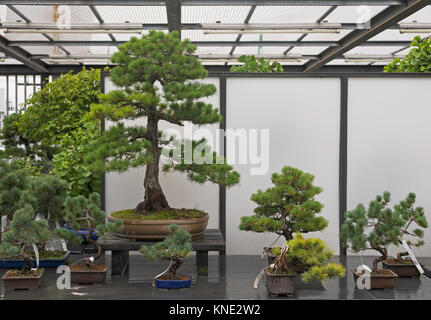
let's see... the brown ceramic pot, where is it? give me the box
[2,269,44,290]
[382,259,423,277]
[70,264,108,284]
[351,268,398,289]
[265,267,297,296]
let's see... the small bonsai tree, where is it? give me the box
[140,224,192,280]
[85,30,239,216]
[0,204,51,273]
[239,166,328,242]
[341,191,427,271]
[230,55,283,72]
[270,234,346,283]
[384,36,431,73]
[55,193,122,268]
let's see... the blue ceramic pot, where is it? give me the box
[0,251,71,268]
[155,275,192,289]
[64,225,99,242]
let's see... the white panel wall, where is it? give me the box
[226,77,341,255]
[104,77,220,229]
[348,78,431,257]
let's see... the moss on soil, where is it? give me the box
[111,208,206,221]
[1,250,67,260]
[6,269,44,278]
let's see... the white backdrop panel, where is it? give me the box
[226,77,341,255]
[104,77,220,229]
[348,77,431,257]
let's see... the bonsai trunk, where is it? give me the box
[135,109,170,215]
[167,256,184,280]
[397,251,409,260]
[20,245,33,274]
[85,229,102,267]
[371,245,388,271]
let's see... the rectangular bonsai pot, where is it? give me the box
[71,265,108,284]
[265,268,297,296]
[351,269,398,289]
[382,259,422,277]
[0,251,71,269]
[2,269,44,290]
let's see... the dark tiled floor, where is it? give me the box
[1,254,431,300]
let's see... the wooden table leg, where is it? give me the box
[196,251,208,276]
[111,250,129,276]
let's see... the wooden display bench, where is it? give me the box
[98,229,225,277]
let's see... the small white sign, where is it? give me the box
[402,240,424,274]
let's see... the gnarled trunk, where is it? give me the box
[167,257,184,280]
[371,244,387,272]
[135,107,170,215]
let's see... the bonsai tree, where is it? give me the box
[230,55,283,73]
[85,30,239,216]
[270,234,346,283]
[140,224,192,280]
[239,166,328,242]
[55,193,122,268]
[341,191,427,271]
[384,36,431,73]
[0,204,51,273]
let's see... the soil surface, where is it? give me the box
[157,274,190,281]
[1,250,66,260]
[354,269,395,276]
[112,208,207,221]
[70,264,107,272]
[5,269,43,278]
[385,258,415,265]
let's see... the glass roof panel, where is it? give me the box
[20,45,56,55]
[110,33,141,41]
[346,45,406,55]
[249,6,331,24]
[233,46,287,55]
[2,33,48,41]
[182,6,251,23]
[45,33,111,41]
[240,33,301,42]
[289,46,327,55]
[96,6,167,23]
[195,46,232,55]
[401,5,431,22]
[0,5,21,22]
[369,29,429,41]
[14,5,98,23]
[182,30,238,42]
[326,59,371,65]
[302,30,352,41]
[324,5,387,23]
[3,58,22,64]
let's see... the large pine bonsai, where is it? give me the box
[239,166,328,241]
[86,30,239,215]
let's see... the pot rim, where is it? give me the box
[155,274,192,282]
[70,264,109,273]
[264,266,297,277]
[2,268,44,280]
[351,268,398,278]
[382,259,423,267]
[108,211,209,225]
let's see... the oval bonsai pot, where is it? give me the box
[383,258,423,277]
[2,269,44,290]
[265,267,297,296]
[351,268,398,289]
[70,264,108,284]
[107,212,209,240]
[0,251,70,269]
[64,224,99,242]
[155,275,192,289]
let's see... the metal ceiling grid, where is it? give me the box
[182,6,251,23]
[248,6,331,23]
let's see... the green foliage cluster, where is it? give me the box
[85,30,239,214]
[230,55,283,73]
[0,160,67,221]
[270,234,345,283]
[341,192,428,271]
[384,36,431,72]
[0,69,101,197]
[239,166,328,240]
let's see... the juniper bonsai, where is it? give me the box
[239,166,328,241]
[0,204,51,273]
[140,224,192,280]
[85,30,239,215]
[341,191,428,271]
[55,193,122,267]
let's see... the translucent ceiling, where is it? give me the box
[0,3,430,68]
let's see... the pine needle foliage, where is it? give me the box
[230,55,283,73]
[341,191,428,271]
[85,30,239,215]
[239,166,328,241]
[140,224,192,280]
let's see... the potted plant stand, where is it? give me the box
[265,267,296,296]
[383,258,423,277]
[351,269,398,289]
[2,269,44,290]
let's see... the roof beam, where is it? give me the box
[165,0,182,37]
[0,36,48,72]
[304,0,431,72]
[8,40,414,47]
[0,0,406,5]
[89,5,116,41]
